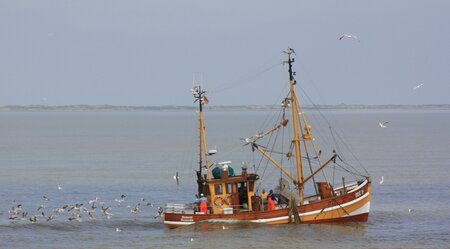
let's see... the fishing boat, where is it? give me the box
[162,48,371,229]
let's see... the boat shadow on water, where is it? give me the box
[175,220,265,232]
[172,219,368,235]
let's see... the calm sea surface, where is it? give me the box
[0,110,449,249]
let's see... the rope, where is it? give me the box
[297,85,370,176]
[210,62,283,94]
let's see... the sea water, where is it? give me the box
[0,110,449,249]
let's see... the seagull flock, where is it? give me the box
[377,81,424,127]
[339,34,424,216]
[7,193,163,226]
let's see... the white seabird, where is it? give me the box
[338,34,360,42]
[173,172,180,185]
[130,204,141,214]
[413,83,423,90]
[379,122,389,128]
[115,195,126,205]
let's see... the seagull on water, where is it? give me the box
[29,216,37,224]
[115,195,126,205]
[43,196,50,201]
[89,203,97,212]
[379,122,389,128]
[68,216,82,222]
[9,204,22,217]
[338,34,360,42]
[130,204,141,214]
[154,207,163,219]
[46,214,57,222]
[20,212,28,221]
[9,213,18,221]
[57,184,62,190]
[116,227,122,232]
[379,176,384,185]
[88,211,95,220]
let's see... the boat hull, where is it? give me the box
[163,179,371,229]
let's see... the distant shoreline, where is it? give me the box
[0,104,449,112]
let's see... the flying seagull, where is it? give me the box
[313,150,322,159]
[173,171,180,185]
[283,47,296,54]
[102,207,113,219]
[379,122,389,128]
[413,83,423,90]
[339,34,360,42]
[88,197,99,205]
[379,176,384,185]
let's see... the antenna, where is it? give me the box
[193,72,204,87]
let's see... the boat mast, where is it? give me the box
[285,48,304,204]
[193,86,212,185]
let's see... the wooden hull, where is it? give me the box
[163,179,371,229]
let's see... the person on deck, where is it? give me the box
[267,189,277,211]
[199,193,208,214]
[260,189,268,211]
[193,194,200,211]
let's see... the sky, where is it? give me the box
[0,0,449,106]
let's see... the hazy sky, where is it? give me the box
[1,0,448,106]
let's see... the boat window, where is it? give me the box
[238,182,247,189]
[226,183,232,194]
[215,184,223,195]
